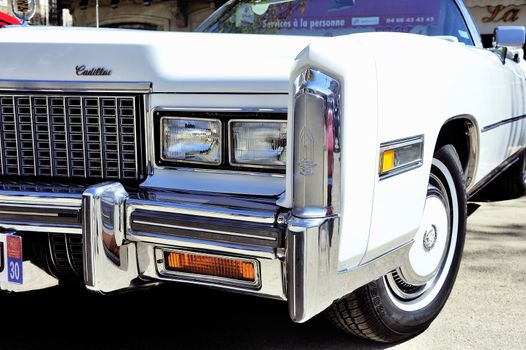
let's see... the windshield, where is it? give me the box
[197,0,473,45]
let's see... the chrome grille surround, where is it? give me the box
[0,93,144,181]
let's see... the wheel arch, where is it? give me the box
[434,115,479,190]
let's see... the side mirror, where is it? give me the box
[494,26,526,47]
[493,26,525,64]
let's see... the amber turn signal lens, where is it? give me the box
[165,251,256,282]
[382,149,396,173]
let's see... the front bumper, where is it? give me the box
[0,181,287,300]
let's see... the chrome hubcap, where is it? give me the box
[423,225,438,252]
[384,158,460,311]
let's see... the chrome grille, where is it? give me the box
[0,93,144,180]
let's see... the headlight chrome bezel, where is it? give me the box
[156,110,287,173]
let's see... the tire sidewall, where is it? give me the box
[368,145,467,336]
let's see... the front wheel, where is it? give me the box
[325,145,467,343]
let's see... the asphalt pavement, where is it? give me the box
[1,195,525,350]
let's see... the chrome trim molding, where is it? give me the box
[128,230,277,259]
[292,69,341,218]
[0,190,82,234]
[126,200,276,225]
[379,135,424,180]
[481,114,526,133]
[133,219,277,242]
[154,106,287,114]
[0,80,152,93]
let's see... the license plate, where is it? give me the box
[0,234,23,285]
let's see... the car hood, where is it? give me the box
[0,26,319,93]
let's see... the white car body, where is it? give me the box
[0,0,525,340]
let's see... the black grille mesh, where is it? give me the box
[0,94,143,180]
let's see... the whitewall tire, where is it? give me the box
[325,145,467,343]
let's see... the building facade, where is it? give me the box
[59,0,227,31]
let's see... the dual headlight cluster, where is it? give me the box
[161,117,287,170]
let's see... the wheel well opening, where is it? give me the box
[435,118,477,188]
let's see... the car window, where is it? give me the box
[197,0,474,45]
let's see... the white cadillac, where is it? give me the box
[0,0,525,343]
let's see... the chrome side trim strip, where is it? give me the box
[132,219,277,242]
[481,114,526,133]
[0,80,152,93]
[127,200,276,225]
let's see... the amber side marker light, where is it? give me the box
[379,136,424,179]
[164,251,256,282]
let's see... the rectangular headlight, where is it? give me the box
[162,117,221,165]
[229,120,287,169]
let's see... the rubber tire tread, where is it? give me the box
[325,144,466,343]
[325,285,394,343]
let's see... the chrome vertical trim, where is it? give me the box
[292,69,341,218]
[12,96,21,175]
[97,96,105,178]
[79,97,87,178]
[82,182,139,293]
[131,96,139,178]
[46,97,54,176]
[63,96,71,177]
[28,96,37,176]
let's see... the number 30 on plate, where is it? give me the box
[0,234,23,285]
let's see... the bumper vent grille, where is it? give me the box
[0,93,145,181]
[49,233,83,277]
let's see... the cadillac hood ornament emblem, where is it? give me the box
[298,126,316,176]
[11,0,37,23]
[76,65,112,76]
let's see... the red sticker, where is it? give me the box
[7,236,22,260]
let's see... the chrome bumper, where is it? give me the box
[0,182,286,299]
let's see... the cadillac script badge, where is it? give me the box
[75,65,113,76]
